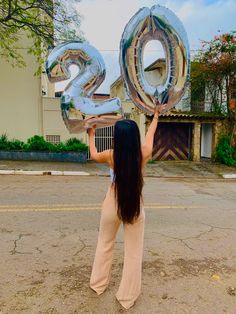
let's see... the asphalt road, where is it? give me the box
[0,175,236,314]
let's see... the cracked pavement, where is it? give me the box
[0,175,236,313]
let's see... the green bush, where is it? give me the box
[8,139,25,150]
[52,142,67,153]
[0,134,88,153]
[24,135,54,151]
[0,134,25,151]
[65,137,88,152]
[215,135,236,167]
[0,134,9,150]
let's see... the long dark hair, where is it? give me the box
[113,120,143,224]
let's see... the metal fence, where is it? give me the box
[95,125,114,152]
[87,125,114,159]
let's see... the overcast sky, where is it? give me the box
[56,0,236,93]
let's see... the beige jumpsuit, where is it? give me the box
[90,182,145,309]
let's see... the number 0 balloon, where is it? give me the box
[120,5,190,115]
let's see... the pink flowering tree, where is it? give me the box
[191,31,236,116]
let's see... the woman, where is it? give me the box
[88,104,166,309]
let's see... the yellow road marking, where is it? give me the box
[0,204,204,212]
[0,204,99,208]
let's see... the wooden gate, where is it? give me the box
[152,123,192,160]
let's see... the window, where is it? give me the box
[46,135,61,144]
[124,113,131,120]
[231,92,236,100]
[230,79,236,99]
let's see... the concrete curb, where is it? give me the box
[0,170,90,176]
[143,175,236,180]
[222,173,236,179]
[0,170,15,175]
[1,170,236,179]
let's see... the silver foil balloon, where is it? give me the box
[120,5,190,115]
[46,41,123,133]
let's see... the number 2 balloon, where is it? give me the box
[46,42,123,133]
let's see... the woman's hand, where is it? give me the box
[154,103,168,118]
[87,125,96,137]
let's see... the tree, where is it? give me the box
[191,31,236,115]
[0,0,84,71]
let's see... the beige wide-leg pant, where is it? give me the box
[90,186,145,309]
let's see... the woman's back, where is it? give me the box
[108,148,148,178]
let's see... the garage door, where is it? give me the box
[152,123,192,160]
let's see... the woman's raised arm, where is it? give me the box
[142,104,167,165]
[88,126,111,164]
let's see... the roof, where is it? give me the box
[158,110,227,120]
[111,58,166,89]
[145,58,166,72]
[92,93,110,100]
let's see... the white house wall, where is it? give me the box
[42,97,87,144]
[0,36,42,141]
